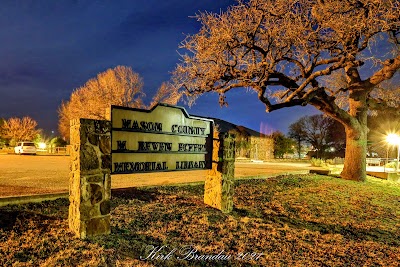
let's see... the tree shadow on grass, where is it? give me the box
[111,187,160,202]
[231,204,400,246]
[0,209,59,231]
[268,213,400,246]
[92,225,232,267]
[0,210,19,230]
[91,226,171,263]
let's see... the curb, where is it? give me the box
[0,192,69,207]
[235,170,310,180]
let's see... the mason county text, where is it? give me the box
[120,119,206,135]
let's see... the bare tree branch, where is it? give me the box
[172,0,400,180]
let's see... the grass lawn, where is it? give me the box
[0,174,399,266]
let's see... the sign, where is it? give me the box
[111,103,213,174]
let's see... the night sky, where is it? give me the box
[0,0,320,136]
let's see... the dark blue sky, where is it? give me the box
[0,0,319,136]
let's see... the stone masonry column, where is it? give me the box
[69,119,112,238]
[204,131,235,213]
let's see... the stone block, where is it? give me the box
[80,145,99,171]
[79,128,87,144]
[101,155,111,169]
[79,202,94,220]
[204,131,235,213]
[100,200,111,215]
[104,173,111,200]
[80,183,91,202]
[90,183,103,205]
[69,118,111,239]
[86,174,104,183]
[94,120,111,134]
[86,215,111,237]
[99,136,111,154]
[88,133,99,146]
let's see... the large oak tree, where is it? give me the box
[173,0,400,181]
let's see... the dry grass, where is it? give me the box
[1,174,399,266]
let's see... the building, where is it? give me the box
[210,118,274,161]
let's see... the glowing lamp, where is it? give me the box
[386,133,400,145]
[38,142,47,150]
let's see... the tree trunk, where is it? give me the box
[340,124,368,181]
[297,140,301,159]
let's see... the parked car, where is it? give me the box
[14,141,37,155]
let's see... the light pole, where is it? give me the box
[386,133,400,172]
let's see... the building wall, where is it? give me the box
[233,133,274,160]
[234,135,251,158]
[249,136,274,160]
[215,123,274,161]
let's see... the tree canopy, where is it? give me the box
[288,118,308,159]
[59,66,181,140]
[289,114,346,158]
[271,131,295,158]
[173,0,400,181]
[0,117,39,145]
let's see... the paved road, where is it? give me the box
[0,154,312,197]
[0,154,70,197]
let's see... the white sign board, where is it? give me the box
[111,104,213,174]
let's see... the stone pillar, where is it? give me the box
[69,119,112,239]
[204,131,235,213]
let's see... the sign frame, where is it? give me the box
[111,103,214,174]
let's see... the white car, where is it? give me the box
[14,142,37,155]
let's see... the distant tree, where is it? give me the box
[57,106,71,141]
[326,119,346,158]
[271,131,295,158]
[58,66,145,139]
[0,117,40,145]
[288,118,307,158]
[0,118,6,147]
[59,66,181,140]
[289,114,346,159]
[173,0,400,181]
[50,137,68,148]
[32,132,45,144]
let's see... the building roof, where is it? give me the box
[208,118,265,137]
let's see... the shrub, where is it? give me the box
[325,159,334,165]
[310,158,325,167]
[385,161,397,169]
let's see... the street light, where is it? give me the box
[38,142,47,150]
[386,133,400,172]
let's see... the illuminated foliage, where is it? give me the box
[0,117,39,144]
[173,0,400,181]
[58,66,181,140]
[271,131,295,158]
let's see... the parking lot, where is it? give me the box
[0,154,311,197]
